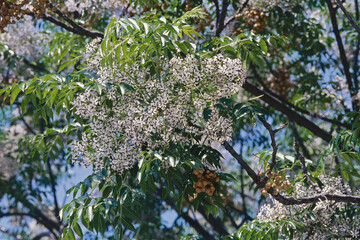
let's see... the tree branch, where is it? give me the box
[46,159,60,222]
[325,0,357,110]
[0,210,58,238]
[335,0,360,34]
[215,0,230,36]
[32,232,51,240]
[294,140,322,193]
[274,192,360,205]
[211,0,221,27]
[23,58,50,74]
[52,8,104,38]
[197,205,229,235]
[251,65,351,129]
[0,227,25,240]
[26,11,104,39]
[42,14,103,39]
[242,81,333,142]
[353,0,360,94]
[224,120,360,205]
[258,116,287,174]
[289,120,311,159]
[223,141,262,186]
[223,0,250,29]
[164,198,216,240]
[20,199,60,236]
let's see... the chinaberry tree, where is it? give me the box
[0,0,360,239]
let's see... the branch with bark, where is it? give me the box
[335,0,360,34]
[250,65,351,130]
[164,198,216,240]
[197,205,229,235]
[258,116,287,173]
[26,8,104,39]
[0,210,59,238]
[354,0,360,94]
[215,0,230,36]
[289,120,311,159]
[0,226,24,240]
[242,81,333,142]
[223,0,250,30]
[294,140,322,193]
[325,0,358,111]
[223,118,360,205]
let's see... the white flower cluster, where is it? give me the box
[64,0,127,17]
[249,0,294,9]
[0,16,48,61]
[257,175,360,239]
[72,52,246,173]
[0,123,28,179]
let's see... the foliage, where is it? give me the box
[0,0,360,239]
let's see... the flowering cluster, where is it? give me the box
[64,0,127,17]
[72,49,246,173]
[0,16,48,61]
[0,123,28,179]
[250,0,295,8]
[257,175,360,239]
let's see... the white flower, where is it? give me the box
[72,52,246,173]
[257,174,360,239]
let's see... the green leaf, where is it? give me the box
[102,185,113,198]
[67,228,76,240]
[49,87,59,106]
[73,222,83,238]
[10,85,21,105]
[121,217,136,231]
[143,22,150,35]
[21,94,32,115]
[259,39,268,54]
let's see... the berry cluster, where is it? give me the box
[235,7,267,34]
[219,192,230,205]
[185,0,194,11]
[184,2,213,32]
[231,26,243,36]
[258,168,291,196]
[193,169,219,197]
[194,13,213,32]
[265,66,294,97]
[139,2,170,16]
[274,214,287,220]
[0,0,56,33]
[1,74,18,86]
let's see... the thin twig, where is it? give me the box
[223,141,261,185]
[258,116,287,173]
[26,11,103,39]
[164,198,216,240]
[274,191,360,205]
[0,227,25,240]
[223,118,360,206]
[215,0,230,36]
[223,0,250,29]
[243,81,333,142]
[289,120,311,159]
[197,205,229,235]
[294,140,322,193]
[335,0,360,34]
[47,159,61,222]
[250,66,351,129]
[325,0,357,110]
[353,0,360,94]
